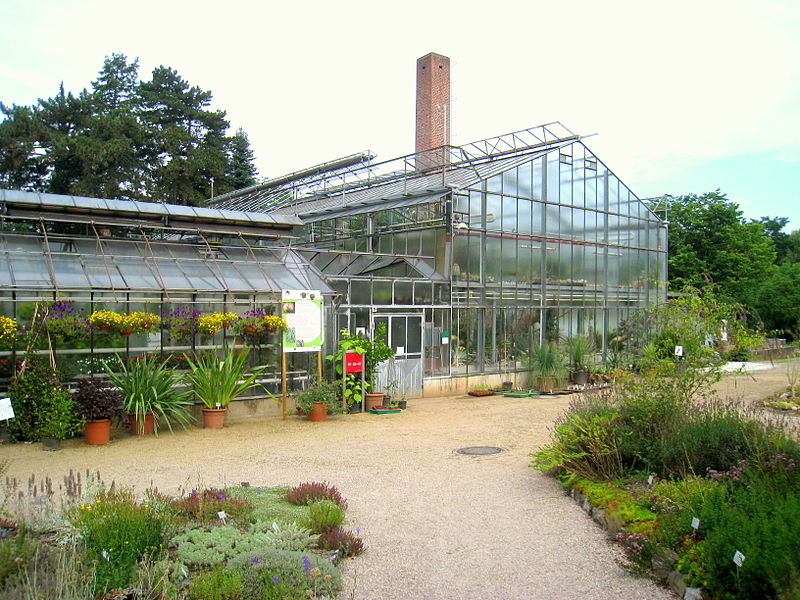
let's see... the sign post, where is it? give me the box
[343,351,365,412]
[281,290,324,420]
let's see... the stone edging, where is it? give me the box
[567,486,703,600]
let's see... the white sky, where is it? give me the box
[2,0,799,227]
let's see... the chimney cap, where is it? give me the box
[417,52,450,62]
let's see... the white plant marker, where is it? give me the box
[733,550,746,567]
[691,517,700,530]
[648,474,655,485]
[218,510,227,523]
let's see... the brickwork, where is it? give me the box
[415,52,451,156]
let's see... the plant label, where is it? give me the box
[674,345,684,357]
[396,346,405,355]
[218,511,227,522]
[0,398,14,421]
[215,402,221,409]
[648,474,655,485]
[180,566,189,578]
[691,517,700,530]
[733,550,746,567]
[102,549,110,561]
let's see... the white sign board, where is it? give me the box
[0,398,14,421]
[282,290,323,353]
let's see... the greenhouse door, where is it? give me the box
[373,313,424,398]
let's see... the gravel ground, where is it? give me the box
[2,359,796,600]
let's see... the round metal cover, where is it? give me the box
[456,446,505,455]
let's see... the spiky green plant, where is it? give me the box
[184,347,268,409]
[103,355,194,434]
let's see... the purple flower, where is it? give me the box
[302,555,311,572]
[272,575,280,584]
[251,557,261,563]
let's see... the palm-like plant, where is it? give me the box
[565,335,595,372]
[184,347,267,409]
[529,343,567,378]
[103,355,195,434]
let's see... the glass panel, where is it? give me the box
[406,316,422,354]
[393,281,412,305]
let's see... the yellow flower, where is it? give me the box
[0,316,17,342]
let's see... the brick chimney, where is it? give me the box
[415,52,450,170]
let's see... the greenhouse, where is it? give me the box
[210,121,668,395]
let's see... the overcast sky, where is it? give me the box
[2,0,798,228]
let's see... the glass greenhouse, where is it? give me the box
[0,122,666,398]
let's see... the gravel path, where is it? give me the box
[3,360,796,599]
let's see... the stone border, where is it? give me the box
[567,486,703,600]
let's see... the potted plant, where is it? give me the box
[128,311,161,332]
[163,305,201,343]
[197,312,239,335]
[233,308,286,337]
[529,343,567,393]
[468,384,494,397]
[72,377,125,445]
[327,323,395,411]
[184,347,268,428]
[103,354,195,435]
[42,301,90,340]
[565,335,595,385]
[295,379,344,422]
[7,354,81,446]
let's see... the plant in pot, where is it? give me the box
[233,308,286,337]
[295,378,344,422]
[7,354,81,445]
[565,335,595,385]
[184,347,268,428]
[72,377,125,445]
[103,354,195,435]
[529,343,567,393]
[327,323,395,411]
[88,309,124,333]
[197,312,239,335]
[42,300,91,340]
[468,383,494,397]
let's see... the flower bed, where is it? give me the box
[0,472,364,599]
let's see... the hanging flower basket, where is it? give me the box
[44,301,90,339]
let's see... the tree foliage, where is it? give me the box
[0,53,259,205]
[665,191,776,307]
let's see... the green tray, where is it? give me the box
[503,390,540,397]
[370,408,402,414]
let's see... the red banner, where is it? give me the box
[344,351,364,373]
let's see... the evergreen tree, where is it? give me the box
[225,127,258,191]
[0,103,48,189]
[138,66,230,205]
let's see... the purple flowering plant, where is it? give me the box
[43,301,91,339]
[163,305,201,342]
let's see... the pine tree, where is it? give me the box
[225,128,258,191]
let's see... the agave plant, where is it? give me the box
[103,354,195,434]
[184,347,268,409]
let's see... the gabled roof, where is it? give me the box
[210,122,581,222]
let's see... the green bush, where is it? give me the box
[224,486,309,525]
[0,528,32,587]
[68,490,164,592]
[300,500,344,534]
[7,355,81,441]
[172,526,257,568]
[249,521,318,551]
[188,567,243,600]
[228,548,341,599]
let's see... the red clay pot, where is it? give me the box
[84,419,111,445]
[364,392,384,410]
[202,407,227,429]
[129,413,154,435]
[308,401,327,422]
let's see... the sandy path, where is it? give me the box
[2,360,796,599]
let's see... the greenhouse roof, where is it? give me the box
[0,231,331,293]
[209,122,582,221]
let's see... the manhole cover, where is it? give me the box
[456,446,505,455]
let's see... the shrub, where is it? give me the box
[249,521,319,551]
[530,394,624,481]
[0,527,31,587]
[68,489,164,592]
[228,548,341,599]
[188,567,243,600]
[317,528,365,558]
[171,488,254,524]
[1,541,95,599]
[286,482,348,510]
[7,355,81,441]
[300,500,345,534]
[172,525,257,568]
[72,376,125,422]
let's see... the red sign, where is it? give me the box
[344,351,364,373]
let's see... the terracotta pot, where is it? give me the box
[119,328,133,336]
[364,392,384,410]
[84,419,111,445]
[129,412,154,435]
[221,321,231,329]
[98,323,110,330]
[243,325,255,335]
[308,401,327,422]
[202,407,227,429]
